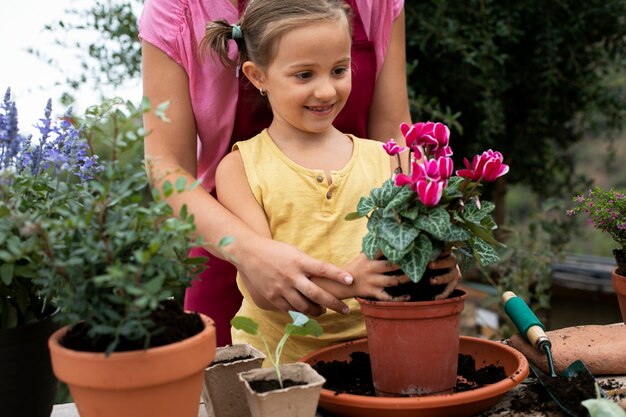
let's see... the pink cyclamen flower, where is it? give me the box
[416,179,444,207]
[395,160,427,188]
[400,122,435,149]
[382,139,407,156]
[456,149,509,182]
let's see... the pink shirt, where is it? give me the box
[139,0,404,192]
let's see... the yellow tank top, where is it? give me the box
[231,129,390,364]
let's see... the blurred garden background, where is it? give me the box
[2,0,625,338]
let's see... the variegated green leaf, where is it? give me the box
[366,211,381,233]
[400,205,420,220]
[356,196,375,216]
[380,217,420,251]
[463,200,496,224]
[380,239,412,263]
[415,208,470,241]
[371,180,399,207]
[362,232,380,259]
[472,238,501,266]
[386,185,414,211]
[400,235,432,283]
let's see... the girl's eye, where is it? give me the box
[333,67,349,77]
[295,72,313,80]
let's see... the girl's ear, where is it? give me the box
[242,61,266,90]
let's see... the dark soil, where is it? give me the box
[538,370,597,417]
[248,379,308,393]
[61,299,204,353]
[210,354,255,367]
[504,368,598,417]
[312,351,506,396]
[381,262,450,301]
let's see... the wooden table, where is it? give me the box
[52,375,626,417]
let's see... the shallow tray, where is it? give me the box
[300,336,529,417]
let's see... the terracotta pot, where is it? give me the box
[202,343,265,417]
[357,289,467,396]
[48,313,216,417]
[238,362,325,417]
[612,268,626,323]
[0,307,60,417]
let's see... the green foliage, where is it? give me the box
[29,0,141,95]
[477,196,570,338]
[567,187,626,254]
[350,173,504,284]
[39,99,211,354]
[231,311,322,389]
[1,92,213,353]
[405,0,626,199]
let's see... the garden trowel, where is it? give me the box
[502,291,603,417]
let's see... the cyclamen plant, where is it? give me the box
[567,186,626,274]
[348,121,509,286]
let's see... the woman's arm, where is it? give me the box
[367,7,412,147]
[141,41,352,315]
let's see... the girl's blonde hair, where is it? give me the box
[199,0,352,69]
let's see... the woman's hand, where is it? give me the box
[235,236,355,316]
[427,250,462,300]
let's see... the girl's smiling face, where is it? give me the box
[245,17,352,137]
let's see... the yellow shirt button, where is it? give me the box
[316,175,324,183]
[326,191,332,199]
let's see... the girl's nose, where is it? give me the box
[314,78,336,100]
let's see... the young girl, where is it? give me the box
[204,0,460,362]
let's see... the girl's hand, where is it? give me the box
[342,253,411,301]
[427,250,462,300]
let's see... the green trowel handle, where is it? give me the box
[502,291,550,350]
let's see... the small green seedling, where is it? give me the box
[582,384,626,417]
[231,311,322,389]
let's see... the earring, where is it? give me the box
[259,88,266,96]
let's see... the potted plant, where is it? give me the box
[17,97,218,417]
[202,343,265,417]
[232,311,326,417]
[347,121,509,396]
[0,88,90,417]
[567,186,626,322]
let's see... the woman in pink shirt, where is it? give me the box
[139,0,460,346]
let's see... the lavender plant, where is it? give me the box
[1,89,212,355]
[1,88,101,329]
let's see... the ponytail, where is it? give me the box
[199,20,245,68]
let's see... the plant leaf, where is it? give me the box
[400,235,432,283]
[356,196,375,216]
[380,217,420,251]
[230,316,259,335]
[362,232,380,259]
[472,237,501,266]
[288,310,309,326]
[582,398,626,417]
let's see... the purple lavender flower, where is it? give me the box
[1,88,101,183]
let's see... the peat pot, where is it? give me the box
[202,343,265,417]
[238,362,325,417]
[357,289,467,396]
[0,307,60,417]
[48,313,216,417]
